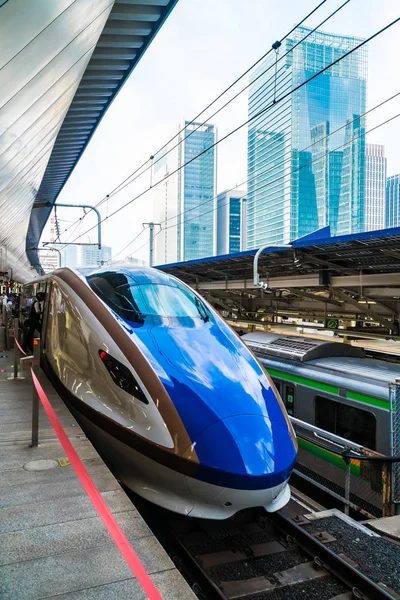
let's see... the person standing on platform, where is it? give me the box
[22,292,45,353]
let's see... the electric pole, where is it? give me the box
[143,222,160,266]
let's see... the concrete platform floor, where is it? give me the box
[366,515,400,541]
[0,349,195,600]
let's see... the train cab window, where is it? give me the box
[315,396,376,450]
[88,274,211,323]
[284,384,295,416]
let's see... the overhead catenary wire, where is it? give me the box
[92,0,351,207]
[150,90,400,233]
[58,0,338,238]
[118,91,400,261]
[65,15,400,249]
[154,109,400,244]
[112,227,147,261]
[94,0,332,205]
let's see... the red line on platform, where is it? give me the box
[30,368,163,600]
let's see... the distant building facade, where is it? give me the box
[153,121,217,265]
[247,27,367,249]
[61,245,111,269]
[39,248,60,273]
[121,256,148,267]
[216,190,247,254]
[386,174,400,228]
[365,144,386,231]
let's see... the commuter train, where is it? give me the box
[242,330,397,454]
[21,267,297,519]
[242,331,400,516]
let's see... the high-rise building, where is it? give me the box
[61,245,112,269]
[365,144,386,231]
[247,27,367,249]
[216,190,247,254]
[386,174,400,228]
[153,122,217,265]
[39,249,60,273]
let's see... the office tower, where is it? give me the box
[153,122,217,265]
[216,190,247,254]
[247,26,367,248]
[386,174,400,228]
[39,249,60,273]
[365,144,386,231]
[61,245,111,268]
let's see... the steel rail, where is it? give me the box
[273,512,397,600]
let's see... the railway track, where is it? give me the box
[134,497,397,600]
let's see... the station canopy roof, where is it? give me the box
[0,0,178,281]
[157,227,400,327]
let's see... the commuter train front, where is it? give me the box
[41,266,297,519]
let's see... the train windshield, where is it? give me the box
[87,274,210,323]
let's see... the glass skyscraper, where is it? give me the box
[365,144,386,231]
[152,122,216,264]
[247,27,367,248]
[178,122,216,261]
[216,190,247,255]
[386,174,400,228]
[61,245,111,268]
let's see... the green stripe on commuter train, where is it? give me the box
[297,437,361,478]
[265,367,388,410]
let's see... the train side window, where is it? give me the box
[272,379,281,395]
[284,384,295,416]
[315,396,336,434]
[315,396,376,450]
[336,404,376,451]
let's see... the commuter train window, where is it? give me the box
[315,396,376,450]
[272,379,281,396]
[284,384,295,416]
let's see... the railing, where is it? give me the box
[389,381,400,508]
[290,416,400,517]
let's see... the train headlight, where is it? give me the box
[98,349,148,405]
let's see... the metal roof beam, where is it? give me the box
[86,59,131,70]
[116,0,170,6]
[299,251,358,274]
[97,34,145,48]
[330,287,391,327]
[363,287,400,298]
[110,4,161,21]
[81,72,124,81]
[103,21,153,35]
[379,248,400,261]
[78,82,119,89]
[286,288,342,306]
[91,48,137,60]
[340,288,397,317]
[194,272,400,291]
[332,273,400,287]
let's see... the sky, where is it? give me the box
[45,0,400,264]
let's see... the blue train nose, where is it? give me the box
[183,414,297,490]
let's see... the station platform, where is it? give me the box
[366,515,400,541]
[0,348,195,600]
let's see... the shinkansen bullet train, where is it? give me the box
[22,267,297,519]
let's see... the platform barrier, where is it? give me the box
[8,317,28,380]
[389,381,400,512]
[8,334,164,600]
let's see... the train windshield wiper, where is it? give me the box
[195,297,209,323]
[115,291,144,322]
